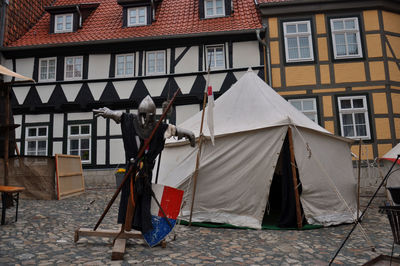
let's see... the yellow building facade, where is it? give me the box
[259,1,400,160]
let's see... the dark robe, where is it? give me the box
[118,113,169,233]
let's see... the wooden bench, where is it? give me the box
[0,185,25,225]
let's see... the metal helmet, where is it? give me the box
[135,95,156,139]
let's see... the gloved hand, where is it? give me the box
[93,107,123,123]
[176,127,196,147]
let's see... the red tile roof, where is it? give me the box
[7,0,262,48]
[3,0,55,46]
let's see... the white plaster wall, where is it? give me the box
[232,41,260,69]
[25,114,50,123]
[36,85,56,104]
[16,142,20,155]
[110,139,125,164]
[61,84,81,102]
[53,114,64,138]
[175,46,198,74]
[176,104,200,125]
[88,82,107,101]
[143,78,167,97]
[68,112,92,120]
[12,86,30,105]
[175,76,196,94]
[2,59,13,82]
[52,142,63,156]
[109,119,122,135]
[96,139,106,165]
[88,54,110,80]
[15,58,34,81]
[114,80,136,100]
[13,115,22,139]
[97,117,107,137]
[208,73,227,93]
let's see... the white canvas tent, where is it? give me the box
[380,143,400,203]
[156,70,357,229]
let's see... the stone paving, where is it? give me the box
[0,188,399,265]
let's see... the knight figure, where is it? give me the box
[93,95,195,234]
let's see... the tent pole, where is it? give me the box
[188,90,207,226]
[357,139,362,220]
[288,127,302,229]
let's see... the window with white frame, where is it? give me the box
[65,56,83,79]
[39,58,56,81]
[68,124,91,163]
[25,126,48,156]
[55,13,73,33]
[128,7,147,26]
[204,0,225,18]
[338,96,370,139]
[288,98,318,123]
[330,17,362,59]
[283,21,314,62]
[206,45,225,69]
[116,54,134,76]
[147,50,165,75]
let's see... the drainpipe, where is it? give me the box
[76,5,82,28]
[256,26,272,87]
[0,0,9,48]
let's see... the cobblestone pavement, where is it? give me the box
[0,188,399,265]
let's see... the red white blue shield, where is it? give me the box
[142,184,184,247]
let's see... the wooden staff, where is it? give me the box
[288,127,302,229]
[94,88,181,231]
[188,63,212,225]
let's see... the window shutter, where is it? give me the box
[199,0,205,19]
[49,15,55,34]
[73,13,79,32]
[147,6,152,25]
[225,0,232,15]
[122,7,127,27]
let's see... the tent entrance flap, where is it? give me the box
[262,133,305,228]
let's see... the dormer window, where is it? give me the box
[205,0,225,18]
[128,7,147,26]
[199,0,231,19]
[118,0,153,27]
[45,3,99,34]
[55,13,73,33]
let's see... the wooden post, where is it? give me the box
[3,83,10,186]
[287,127,302,229]
[357,139,362,221]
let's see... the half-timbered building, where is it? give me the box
[1,0,263,176]
[1,0,400,182]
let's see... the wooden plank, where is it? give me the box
[75,228,142,241]
[111,238,126,260]
[58,172,83,177]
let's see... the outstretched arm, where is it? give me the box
[164,125,195,147]
[93,107,123,124]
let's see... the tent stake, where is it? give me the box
[288,127,302,229]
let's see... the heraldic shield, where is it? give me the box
[143,184,184,247]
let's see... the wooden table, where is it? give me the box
[0,185,25,225]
